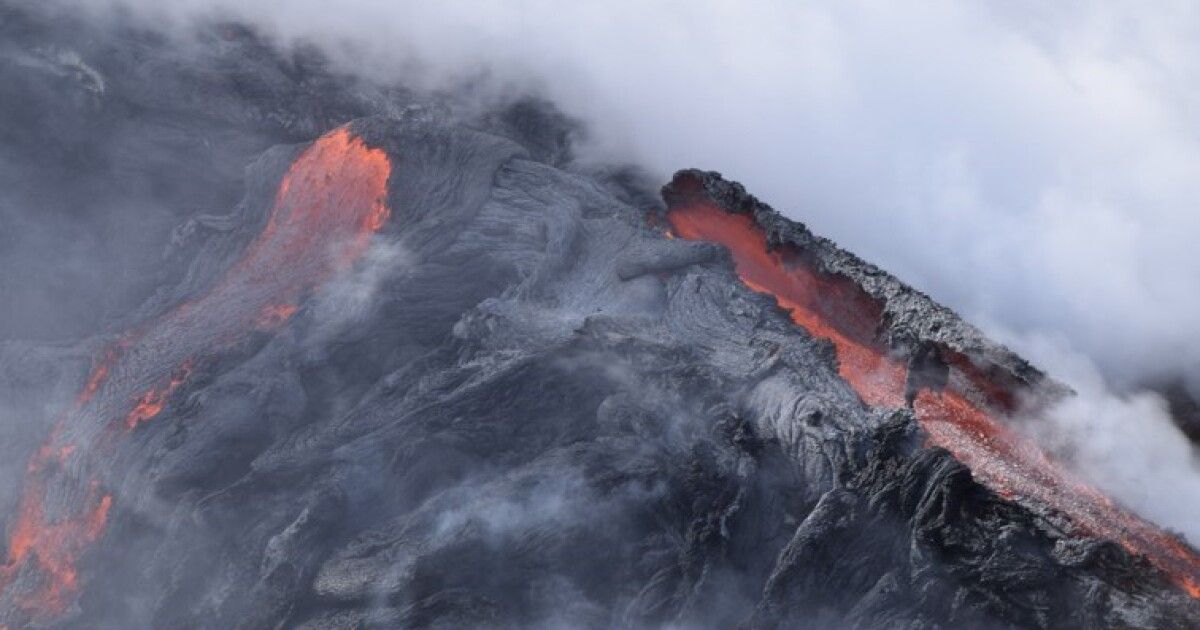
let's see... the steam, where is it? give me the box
[1007,329,1200,544]
[310,240,411,331]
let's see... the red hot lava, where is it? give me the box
[256,303,300,330]
[125,360,195,430]
[667,200,1200,598]
[0,127,392,621]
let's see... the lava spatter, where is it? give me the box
[0,127,392,621]
[666,199,1200,598]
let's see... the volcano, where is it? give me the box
[2,5,1200,629]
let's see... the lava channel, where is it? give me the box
[667,200,1200,598]
[0,127,392,621]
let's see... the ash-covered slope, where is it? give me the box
[0,114,1195,629]
[2,6,1200,630]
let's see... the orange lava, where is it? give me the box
[914,389,1200,596]
[75,364,108,407]
[125,360,194,430]
[256,303,299,329]
[669,203,906,407]
[0,423,112,617]
[667,200,1200,597]
[241,127,391,284]
[1,127,392,621]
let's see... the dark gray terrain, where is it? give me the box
[1,4,1199,629]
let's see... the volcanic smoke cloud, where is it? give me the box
[3,3,1200,629]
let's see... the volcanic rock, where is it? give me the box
[1,5,1198,629]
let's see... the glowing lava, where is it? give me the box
[125,360,194,430]
[256,303,299,330]
[1,127,392,621]
[667,199,1200,598]
[669,204,906,408]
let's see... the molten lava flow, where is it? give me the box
[915,389,1200,597]
[667,200,1200,597]
[0,127,392,621]
[0,483,110,615]
[75,364,108,407]
[125,360,194,429]
[0,410,114,615]
[669,203,906,408]
[256,303,299,330]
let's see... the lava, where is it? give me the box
[0,127,392,621]
[669,203,906,408]
[75,364,108,408]
[256,303,299,330]
[125,360,194,430]
[667,200,1200,597]
[0,409,113,616]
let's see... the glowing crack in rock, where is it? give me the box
[0,127,392,620]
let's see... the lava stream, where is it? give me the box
[0,127,392,620]
[667,200,1200,598]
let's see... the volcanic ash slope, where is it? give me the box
[7,114,1200,629]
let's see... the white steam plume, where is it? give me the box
[1002,328,1200,544]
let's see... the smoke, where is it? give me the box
[310,240,411,331]
[999,327,1200,544]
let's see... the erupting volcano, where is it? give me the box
[665,184,1200,599]
[0,127,391,621]
[4,11,1200,624]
